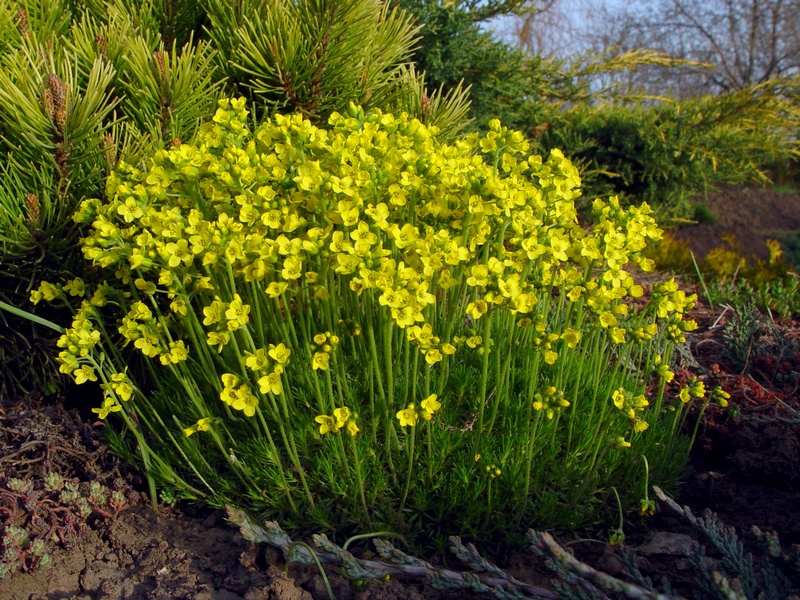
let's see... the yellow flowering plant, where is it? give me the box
[36,98,706,541]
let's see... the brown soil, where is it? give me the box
[3,186,800,600]
[674,184,800,262]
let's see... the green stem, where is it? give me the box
[0,300,64,332]
[272,389,316,508]
[255,406,299,513]
[348,433,371,524]
[400,425,416,509]
[473,310,494,454]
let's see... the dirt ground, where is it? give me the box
[3,186,800,600]
[674,184,800,263]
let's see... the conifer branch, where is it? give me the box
[226,506,558,599]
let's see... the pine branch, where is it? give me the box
[122,33,222,145]
[527,531,678,600]
[653,486,756,598]
[225,505,557,599]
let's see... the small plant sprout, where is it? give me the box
[610,487,626,545]
[639,456,655,517]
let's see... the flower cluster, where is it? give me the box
[251,344,290,396]
[220,373,259,417]
[315,406,358,436]
[407,324,456,365]
[650,279,699,343]
[532,386,570,420]
[72,99,686,376]
[396,394,441,427]
[679,376,706,403]
[310,332,339,371]
[612,388,650,433]
[711,386,731,407]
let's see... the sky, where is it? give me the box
[486,0,629,58]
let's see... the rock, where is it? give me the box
[635,532,695,556]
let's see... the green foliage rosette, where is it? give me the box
[36,98,703,541]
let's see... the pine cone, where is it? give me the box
[15,8,30,39]
[25,193,40,226]
[95,34,108,62]
[53,108,67,134]
[102,134,116,170]
[46,74,67,113]
[40,89,54,122]
[152,51,167,82]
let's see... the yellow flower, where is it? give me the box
[268,343,291,364]
[230,385,259,417]
[221,373,240,388]
[312,352,330,371]
[466,335,482,348]
[170,298,188,316]
[532,387,569,419]
[466,300,488,320]
[441,343,457,355]
[160,340,189,365]
[315,414,338,435]
[185,417,213,437]
[391,223,417,249]
[346,420,360,436]
[613,388,648,419]
[419,394,441,421]
[110,373,133,401]
[207,330,231,351]
[281,256,303,280]
[257,370,283,395]
[467,265,490,287]
[424,348,443,365]
[266,282,288,297]
[561,328,581,348]
[711,386,730,407]
[245,348,270,372]
[688,377,706,399]
[767,239,783,265]
[63,278,86,297]
[616,437,631,448]
[639,499,655,517]
[74,365,98,384]
[599,312,617,328]
[92,396,121,420]
[225,294,250,329]
[31,281,61,304]
[657,365,674,382]
[203,298,225,326]
[396,403,418,427]
[164,239,192,268]
[333,406,351,428]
